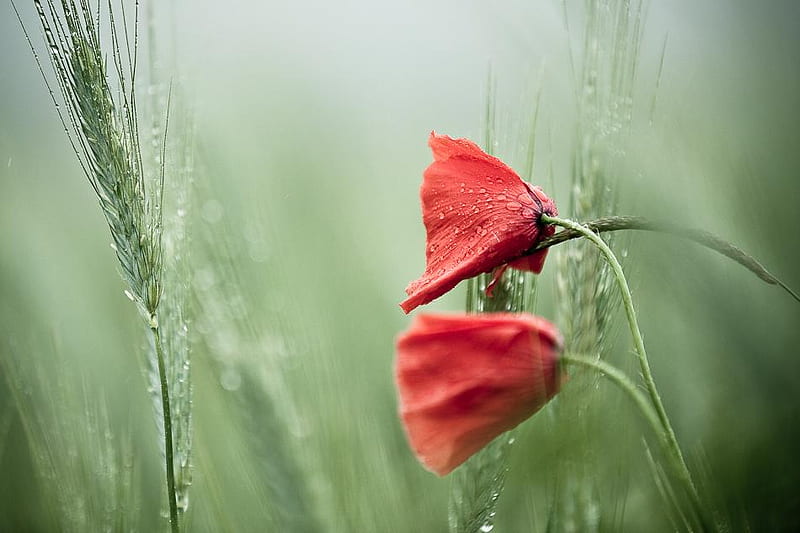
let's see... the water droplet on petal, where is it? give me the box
[496,194,507,201]
[505,201,522,211]
[438,212,445,220]
[518,193,534,205]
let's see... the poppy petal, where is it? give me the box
[507,224,555,274]
[401,133,557,313]
[485,265,510,298]
[395,313,562,476]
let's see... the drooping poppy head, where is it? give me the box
[400,133,558,314]
[395,312,563,476]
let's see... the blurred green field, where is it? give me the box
[1,0,799,531]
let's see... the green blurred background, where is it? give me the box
[1,0,798,531]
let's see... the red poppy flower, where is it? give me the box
[400,133,558,314]
[395,313,563,476]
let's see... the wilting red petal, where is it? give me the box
[395,313,563,476]
[400,133,558,313]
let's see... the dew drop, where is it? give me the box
[438,212,445,220]
[496,194,507,201]
[479,188,486,193]
[518,193,534,205]
[505,201,522,211]
[480,523,494,532]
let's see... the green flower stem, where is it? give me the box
[541,214,704,521]
[561,353,712,530]
[150,322,179,533]
[559,354,661,439]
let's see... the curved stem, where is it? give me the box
[541,214,705,524]
[560,353,662,437]
[151,323,179,533]
[529,215,799,303]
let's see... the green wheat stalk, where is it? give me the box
[448,71,542,533]
[145,95,194,518]
[140,15,196,512]
[548,0,645,529]
[13,1,193,530]
[531,215,799,303]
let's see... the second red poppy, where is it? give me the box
[395,312,563,475]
